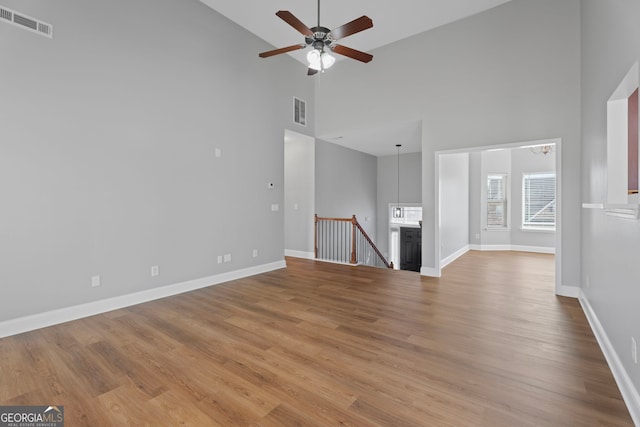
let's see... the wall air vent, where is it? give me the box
[0,5,53,38]
[294,97,307,126]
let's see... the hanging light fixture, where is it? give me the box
[306,48,336,71]
[530,144,554,155]
[393,144,404,218]
[305,0,336,73]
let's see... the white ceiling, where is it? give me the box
[199,0,513,156]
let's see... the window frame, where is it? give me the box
[522,171,556,230]
[486,173,508,229]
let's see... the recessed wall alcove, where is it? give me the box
[607,62,640,203]
[603,61,640,218]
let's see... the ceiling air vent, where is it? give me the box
[294,97,306,126]
[0,5,53,38]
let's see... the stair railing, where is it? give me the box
[314,214,393,269]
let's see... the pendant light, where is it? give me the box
[393,144,404,218]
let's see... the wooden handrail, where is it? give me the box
[315,216,353,222]
[353,218,393,269]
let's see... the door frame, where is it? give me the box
[433,137,563,295]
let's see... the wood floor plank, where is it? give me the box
[0,251,633,425]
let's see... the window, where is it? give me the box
[522,172,556,229]
[487,174,507,228]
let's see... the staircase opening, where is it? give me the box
[315,214,393,268]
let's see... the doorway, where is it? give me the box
[389,204,422,270]
[433,138,562,294]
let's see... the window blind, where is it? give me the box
[523,172,556,228]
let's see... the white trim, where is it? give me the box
[434,138,562,295]
[579,291,640,425]
[0,260,286,339]
[582,203,605,209]
[441,245,469,268]
[520,227,556,233]
[467,244,554,254]
[511,245,555,254]
[313,258,360,267]
[284,249,315,259]
[472,244,512,251]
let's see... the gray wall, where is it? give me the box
[440,153,470,261]
[469,152,483,245]
[284,131,315,255]
[315,0,581,288]
[315,140,377,237]
[376,152,422,259]
[0,0,314,321]
[581,0,640,405]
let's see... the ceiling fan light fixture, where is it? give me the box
[307,49,335,71]
[258,1,373,75]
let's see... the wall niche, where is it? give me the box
[606,61,640,217]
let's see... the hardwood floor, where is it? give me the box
[0,251,633,426]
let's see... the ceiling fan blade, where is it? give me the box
[331,44,373,63]
[276,11,314,37]
[259,44,306,58]
[307,68,319,76]
[329,16,373,40]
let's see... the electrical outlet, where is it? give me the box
[91,275,101,288]
[475,233,480,240]
[215,148,221,158]
[632,337,638,364]
[271,204,279,212]
[217,255,223,264]
[585,275,590,289]
[151,265,159,277]
[252,249,258,258]
[224,253,232,263]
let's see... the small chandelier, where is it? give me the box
[393,144,404,218]
[530,144,554,155]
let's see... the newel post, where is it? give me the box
[314,214,319,259]
[350,215,357,264]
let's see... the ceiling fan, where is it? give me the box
[258,0,374,76]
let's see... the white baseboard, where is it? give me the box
[0,260,287,339]
[471,244,512,251]
[579,291,640,425]
[469,244,555,254]
[284,249,315,260]
[441,245,470,269]
[511,245,555,254]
